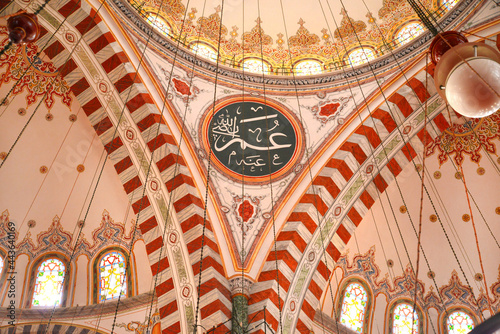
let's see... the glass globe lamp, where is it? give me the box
[431,33,500,118]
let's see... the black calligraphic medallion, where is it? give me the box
[206,101,299,180]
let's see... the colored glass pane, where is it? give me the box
[392,303,419,334]
[99,251,127,301]
[447,311,474,334]
[0,256,3,275]
[242,58,270,74]
[191,43,218,62]
[32,258,65,306]
[147,13,170,37]
[442,0,459,10]
[340,282,368,332]
[295,60,323,76]
[395,22,424,46]
[348,47,376,67]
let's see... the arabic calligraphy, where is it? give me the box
[208,101,297,177]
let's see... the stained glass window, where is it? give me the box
[442,0,459,10]
[242,58,270,74]
[99,251,127,301]
[147,13,170,37]
[295,60,323,76]
[0,256,4,275]
[395,22,424,46]
[447,311,474,334]
[191,42,218,62]
[347,47,376,67]
[32,258,65,307]
[340,282,368,332]
[392,303,419,334]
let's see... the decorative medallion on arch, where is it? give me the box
[200,96,304,184]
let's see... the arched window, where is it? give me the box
[347,47,376,67]
[395,22,424,46]
[446,310,475,334]
[0,255,4,275]
[146,13,171,37]
[339,280,370,332]
[32,258,66,307]
[98,251,128,301]
[242,58,271,74]
[391,302,420,333]
[191,42,218,62]
[295,59,323,76]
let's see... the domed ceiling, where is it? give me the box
[130,0,456,73]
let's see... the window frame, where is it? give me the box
[345,46,377,67]
[240,57,272,74]
[293,59,324,76]
[92,247,133,304]
[442,307,478,334]
[336,277,373,333]
[387,299,425,334]
[27,253,71,308]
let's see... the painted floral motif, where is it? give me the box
[197,6,228,41]
[288,19,320,49]
[310,96,352,126]
[0,27,72,110]
[334,9,367,40]
[242,18,273,52]
[340,282,368,332]
[172,77,191,96]
[425,114,500,166]
[32,258,65,306]
[392,303,419,333]
[238,200,254,223]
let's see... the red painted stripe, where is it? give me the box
[326,242,341,261]
[192,256,225,277]
[162,322,180,334]
[408,77,430,102]
[156,153,186,173]
[372,109,397,133]
[127,93,154,113]
[114,156,133,174]
[82,97,102,116]
[265,250,298,272]
[159,300,178,319]
[313,175,340,199]
[201,299,232,320]
[297,318,311,334]
[277,231,307,252]
[373,174,388,193]
[146,237,163,255]
[174,193,203,213]
[417,127,431,145]
[339,142,367,165]
[58,0,80,17]
[101,52,128,74]
[44,40,64,60]
[139,216,158,235]
[247,307,278,331]
[89,32,116,54]
[165,173,195,192]
[433,113,450,133]
[115,72,142,93]
[402,143,417,161]
[70,77,90,97]
[360,190,375,209]
[151,256,170,274]
[300,299,316,323]
[58,58,77,77]
[308,277,323,300]
[197,277,231,300]
[147,133,176,152]
[299,194,328,216]
[347,207,362,226]
[336,224,351,244]
[137,113,166,132]
[287,212,317,235]
[123,175,142,194]
[326,159,354,181]
[389,93,413,117]
[104,136,123,155]
[93,116,113,136]
[180,214,213,233]
[258,270,291,291]
[387,158,402,177]
[155,277,174,297]
[316,260,331,281]
[355,125,381,148]
[75,13,100,35]
[186,235,219,254]
[131,195,150,214]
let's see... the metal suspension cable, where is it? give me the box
[333,0,484,320]
[194,0,227,332]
